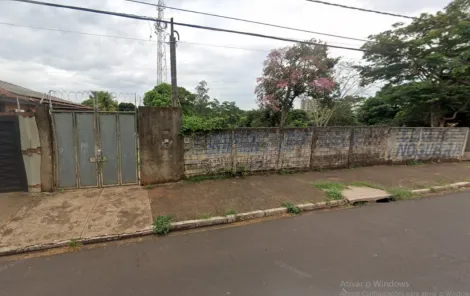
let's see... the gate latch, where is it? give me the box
[89,149,108,163]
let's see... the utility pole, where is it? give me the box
[169,17,179,107]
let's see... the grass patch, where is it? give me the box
[312,181,346,191]
[145,184,154,190]
[185,174,229,183]
[199,214,212,220]
[387,187,415,200]
[406,160,424,166]
[58,188,65,193]
[153,215,173,235]
[278,169,296,175]
[325,189,344,201]
[313,181,345,202]
[282,202,302,215]
[435,177,449,186]
[223,210,237,216]
[67,239,83,247]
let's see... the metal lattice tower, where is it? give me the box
[155,0,167,85]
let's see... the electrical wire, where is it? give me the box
[305,0,417,20]
[0,21,361,53]
[126,0,369,43]
[9,0,367,52]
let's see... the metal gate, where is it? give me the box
[0,116,28,192]
[52,111,138,189]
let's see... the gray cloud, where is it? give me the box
[0,0,453,109]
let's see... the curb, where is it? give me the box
[1,182,469,257]
[411,181,470,195]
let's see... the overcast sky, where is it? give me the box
[0,0,452,109]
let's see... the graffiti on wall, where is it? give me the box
[315,129,350,150]
[235,131,279,153]
[237,155,276,171]
[395,143,463,158]
[185,133,233,155]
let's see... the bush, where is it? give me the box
[153,215,173,235]
[282,203,302,215]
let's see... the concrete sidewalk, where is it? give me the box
[1,162,470,253]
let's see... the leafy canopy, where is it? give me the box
[358,0,470,127]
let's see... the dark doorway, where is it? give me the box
[0,116,28,192]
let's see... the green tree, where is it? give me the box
[118,102,136,112]
[357,96,399,126]
[359,0,470,127]
[286,109,310,127]
[81,91,118,111]
[143,83,197,115]
[194,80,212,116]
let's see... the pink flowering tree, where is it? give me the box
[255,40,338,127]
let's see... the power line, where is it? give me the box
[0,21,362,54]
[0,21,155,42]
[126,0,369,43]
[9,0,367,52]
[305,0,417,20]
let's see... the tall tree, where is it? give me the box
[359,0,470,127]
[194,80,212,115]
[143,83,197,115]
[255,39,338,127]
[82,91,118,111]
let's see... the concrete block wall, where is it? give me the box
[234,128,280,172]
[350,127,390,166]
[183,127,469,177]
[390,127,468,162]
[184,131,234,176]
[279,128,313,170]
[311,127,351,169]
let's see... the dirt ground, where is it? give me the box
[1,161,469,251]
[148,162,470,221]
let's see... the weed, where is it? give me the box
[350,164,362,169]
[325,189,344,201]
[199,214,212,220]
[185,174,228,183]
[58,188,65,193]
[435,177,448,186]
[223,210,237,216]
[67,239,83,247]
[314,168,330,173]
[153,215,173,235]
[313,181,345,202]
[312,181,346,191]
[145,184,154,190]
[282,202,302,215]
[430,187,438,193]
[406,160,424,166]
[388,187,414,200]
[278,169,295,175]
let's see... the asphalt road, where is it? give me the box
[1,192,470,296]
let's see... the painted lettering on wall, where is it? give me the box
[237,155,275,171]
[396,143,462,158]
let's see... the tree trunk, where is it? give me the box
[280,109,287,129]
